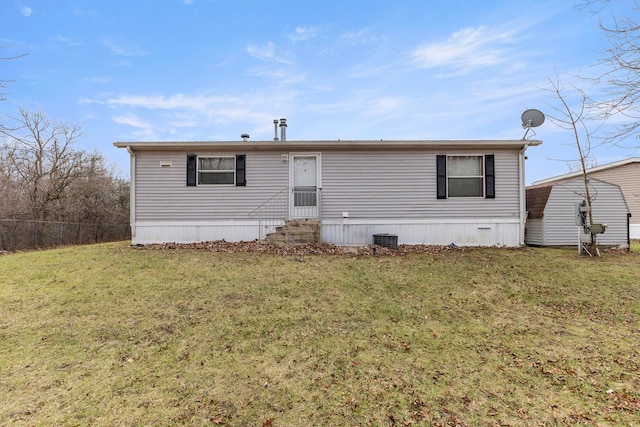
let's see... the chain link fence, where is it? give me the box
[0,219,130,251]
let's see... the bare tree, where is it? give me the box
[0,108,130,250]
[582,0,640,146]
[545,75,601,256]
[65,153,130,242]
[1,108,84,220]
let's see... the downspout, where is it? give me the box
[519,144,529,246]
[127,146,136,242]
[628,213,632,252]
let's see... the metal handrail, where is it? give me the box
[249,187,289,239]
[248,187,289,219]
[249,187,321,240]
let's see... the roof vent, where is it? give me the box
[279,118,287,141]
[241,134,250,141]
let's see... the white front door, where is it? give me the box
[290,154,320,218]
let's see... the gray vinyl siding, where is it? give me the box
[134,147,522,222]
[321,149,520,219]
[524,218,544,245]
[135,151,287,221]
[587,163,640,226]
[537,179,628,246]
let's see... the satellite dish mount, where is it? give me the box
[521,109,545,140]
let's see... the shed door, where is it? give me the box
[290,154,319,218]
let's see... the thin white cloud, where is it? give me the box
[412,26,516,74]
[21,6,32,17]
[246,66,306,84]
[246,42,293,64]
[102,38,148,57]
[247,42,276,61]
[74,8,95,16]
[96,91,293,135]
[105,93,233,111]
[339,29,382,45]
[112,113,153,129]
[84,76,113,84]
[289,26,318,42]
[182,0,195,4]
[307,93,407,116]
[54,35,83,47]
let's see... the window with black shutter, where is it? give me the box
[485,154,495,199]
[437,154,495,198]
[436,155,447,199]
[235,155,246,186]
[187,154,247,186]
[186,154,197,186]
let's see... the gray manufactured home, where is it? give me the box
[114,139,541,247]
[525,177,630,247]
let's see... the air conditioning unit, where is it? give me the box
[373,233,398,250]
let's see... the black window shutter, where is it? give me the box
[235,154,246,186]
[485,154,495,199]
[436,155,447,199]
[186,154,197,186]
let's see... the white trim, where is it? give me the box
[136,219,258,227]
[322,218,520,226]
[127,147,136,239]
[131,218,522,247]
[132,220,260,245]
[519,145,528,245]
[135,218,521,227]
[115,139,542,151]
[322,219,521,246]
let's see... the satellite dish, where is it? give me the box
[521,109,545,139]
[521,109,545,128]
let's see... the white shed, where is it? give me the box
[525,177,630,247]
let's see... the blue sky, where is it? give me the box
[1,0,637,183]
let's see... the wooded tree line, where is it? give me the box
[0,108,130,251]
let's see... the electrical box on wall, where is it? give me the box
[281,154,289,162]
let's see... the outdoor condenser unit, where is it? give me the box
[373,233,398,250]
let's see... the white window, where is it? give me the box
[198,157,235,185]
[447,156,484,197]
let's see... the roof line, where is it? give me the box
[532,157,640,185]
[114,139,543,150]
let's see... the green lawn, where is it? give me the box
[0,242,639,426]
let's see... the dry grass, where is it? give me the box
[0,242,639,426]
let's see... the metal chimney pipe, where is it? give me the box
[279,118,287,141]
[273,119,279,141]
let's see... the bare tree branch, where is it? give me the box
[1,46,27,103]
[584,0,640,146]
[544,74,601,255]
